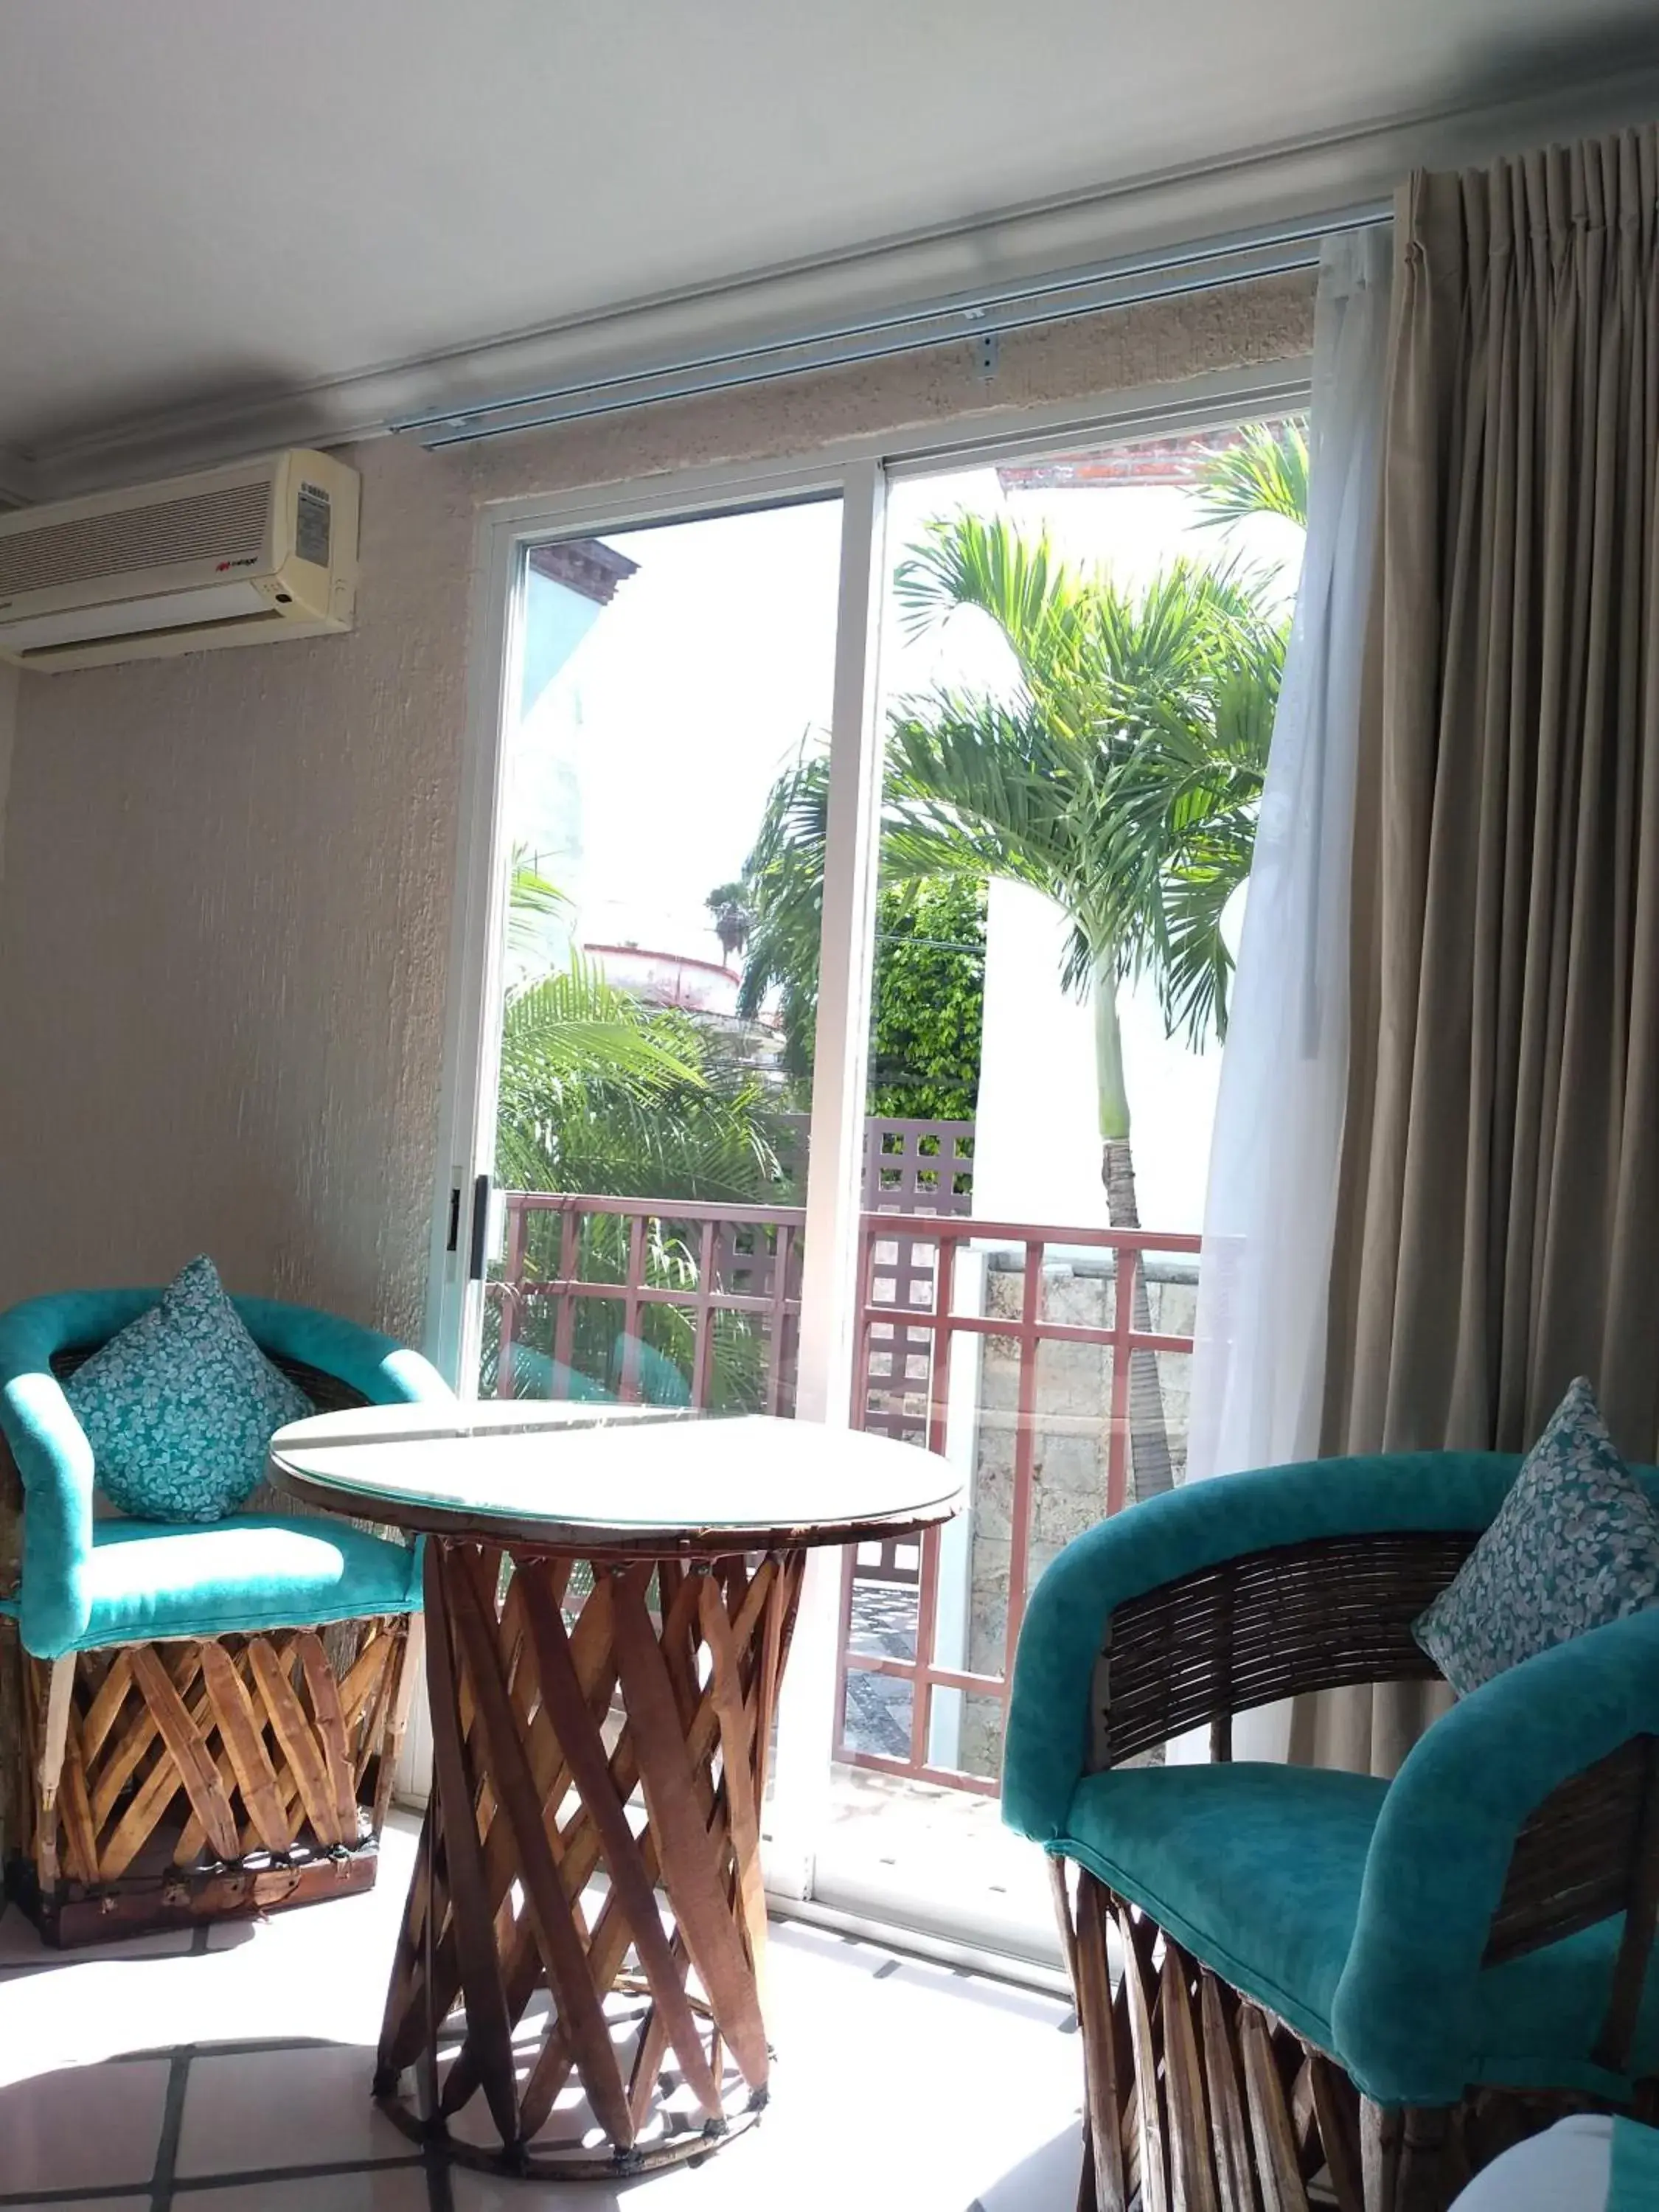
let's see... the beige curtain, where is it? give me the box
[1301,129,1659,1776]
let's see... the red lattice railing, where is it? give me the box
[487,1186,1197,1795]
[856,1119,974,1582]
[490,1192,804,1413]
[839,1213,1199,1796]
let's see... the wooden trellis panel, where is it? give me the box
[375,1539,804,2180]
[21,1618,412,1940]
[858,1119,974,1589]
[860,1119,975,1447]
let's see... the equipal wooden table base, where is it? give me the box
[268,1404,960,2180]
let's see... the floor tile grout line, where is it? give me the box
[0,1920,218,1983]
[0,2188,153,2208]
[147,2043,194,2212]
[0,2155,436,2208]
[425,2143,458,2212]
[170,2153,429,2194]
[111,2032,359,2064]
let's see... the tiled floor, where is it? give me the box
[0,1812,1085,2210]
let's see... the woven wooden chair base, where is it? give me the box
[1054,1865,1655,2212]
[11,1615,414,1945]
[375,1540,802,2176]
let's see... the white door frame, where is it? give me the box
[765,456,888,1894]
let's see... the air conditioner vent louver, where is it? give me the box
[0,481,271,598]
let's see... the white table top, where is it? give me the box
[268,1400,961,1555]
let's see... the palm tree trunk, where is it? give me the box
[1094,971,1175,1503]
[1100,1138,1176,1501]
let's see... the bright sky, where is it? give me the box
[511,501,842,958]
[506,450,1303,1228]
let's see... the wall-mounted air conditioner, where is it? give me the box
[0,449,360,672]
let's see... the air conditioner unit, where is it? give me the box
[0,448,360,672]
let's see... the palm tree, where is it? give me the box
[895,518,1290,1493]
[732,515,1290,1495]
[704,882,754,963]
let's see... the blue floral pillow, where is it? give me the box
[1414,1377,1659,1695]
[66,1256,312,1523]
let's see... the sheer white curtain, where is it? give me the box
[1186,229,1393,1490]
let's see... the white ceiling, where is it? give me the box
[2,0,1655,487]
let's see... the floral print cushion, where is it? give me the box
[1414,1377,1659,1695]
[66,1256,312,1523]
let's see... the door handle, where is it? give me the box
[467,1172,492,1281]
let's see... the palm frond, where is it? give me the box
[1191,420,1310,532]
[492,946,796,1207]
[1152,863,1240,1047]
[506,845,571,965]
[885,694,1078,893]
[891,511,1098,721]
[728,745,830,1025]
[498,956,702,1092]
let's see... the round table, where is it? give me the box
[268,1402,961,2180]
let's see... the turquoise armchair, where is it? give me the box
[0,1287,452,1945]
[1004,1455,1659,2212]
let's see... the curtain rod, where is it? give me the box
[397,204,1389,451]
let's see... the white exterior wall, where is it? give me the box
[973,876,1222,1237]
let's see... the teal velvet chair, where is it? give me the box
[1003,1455,1659,2212]
[0,1287,452,1945]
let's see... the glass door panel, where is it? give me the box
[476,498,842,1415]
[816,421,1307,1956]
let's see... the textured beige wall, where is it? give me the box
[462,267,1315,504]
[0,465,475,1338]
[0,663,17,898]
[0,271,1313,1342]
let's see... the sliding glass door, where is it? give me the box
[432,402,1305,1956]
[820,423,1301,1952]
